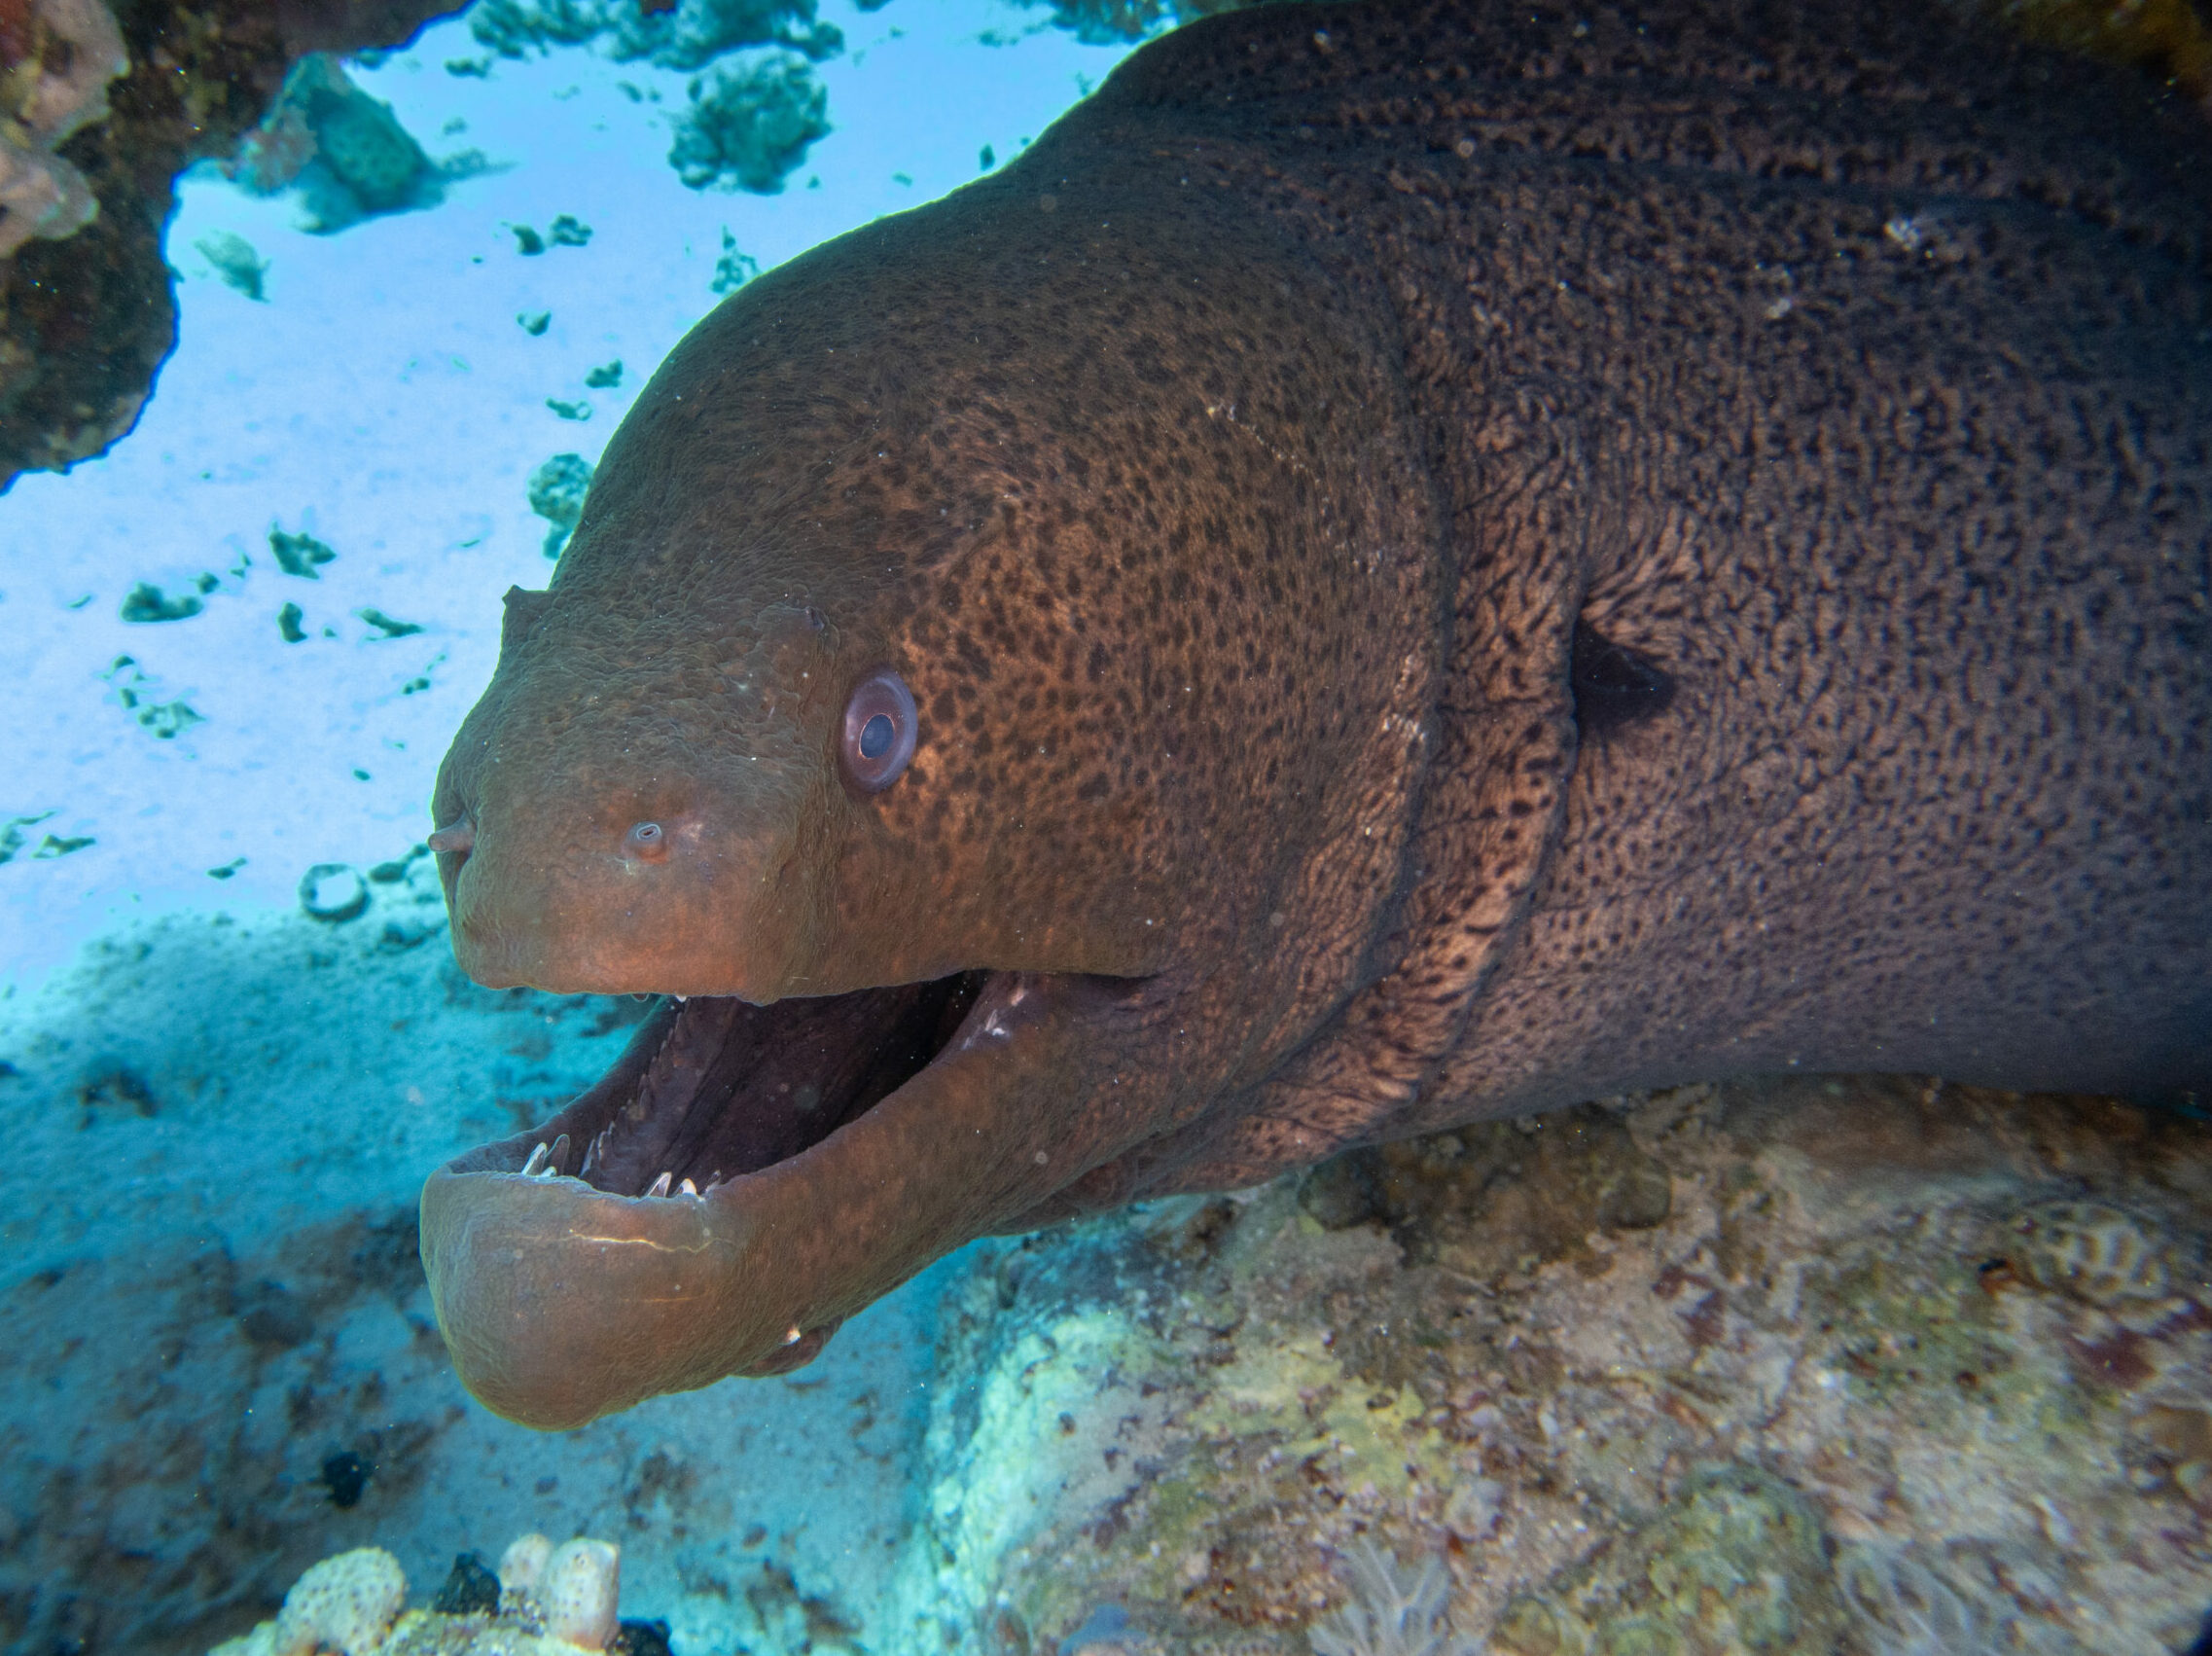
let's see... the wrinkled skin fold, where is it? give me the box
[423,0,2212,1428]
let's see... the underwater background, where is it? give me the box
[0,4,1138,1649]
[3,0,2212,1653]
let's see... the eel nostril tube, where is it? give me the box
[429,820,476,856]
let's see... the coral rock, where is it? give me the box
[271,1547,408,1656]
[540,1538,621,1651]
[891,1080,2212,1654]
[0,0,127,258]
[0,0,465,489]
[497,1531,553,1600]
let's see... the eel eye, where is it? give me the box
[625,820,668,860]
[840,667,917,793]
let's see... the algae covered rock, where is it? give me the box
[887,1079,2212,1655]
[225,54,485,233]
[667,54,829,194]
[527,451,593,556]
[1487,1465,1847,1655]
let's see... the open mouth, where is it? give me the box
[469,972,990,1195]
[422,962,1142,1428]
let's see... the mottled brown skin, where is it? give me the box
[421,0,2212,1427]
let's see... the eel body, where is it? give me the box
[420,0,2212,1427]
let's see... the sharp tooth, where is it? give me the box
[678,1178,697,1197]
[548,1134,571,1174]
[647,1170,673,1199]
[520,1142,551,1177]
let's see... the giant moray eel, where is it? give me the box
[421,0,2212,1428]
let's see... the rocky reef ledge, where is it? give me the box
[0,0,462,489]
[889,1077,2212,1656]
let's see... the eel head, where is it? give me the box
[419,153,1443,1428]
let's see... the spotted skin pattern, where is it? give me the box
[1077,0,2212,1189]
[423,0,2209,1423]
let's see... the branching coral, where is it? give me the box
[0,0,127,258]
[1308,1539,1480,1656]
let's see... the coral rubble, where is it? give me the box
[194,226,268,297]
[527,451,592,556]
[468,0,845,72]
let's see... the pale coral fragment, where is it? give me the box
[207,1533,627,1656]
[539,1539,621,1651]
[271,1547,409,1656]
[496,1531,553,1601]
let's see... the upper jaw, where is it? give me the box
[419,969,1165,1429]
[438,806,818,1000]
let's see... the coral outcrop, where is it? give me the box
[223,52,484,233]
[0,0,465,491]
[0,0,128,257]
[665,51,827,194]
[889,1077,2212,1654]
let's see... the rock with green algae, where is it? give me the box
[223,53,491,234]
[666,53,829,195]
[882,1077,2212,1656]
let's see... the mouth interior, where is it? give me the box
[510,972,985,1198]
